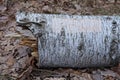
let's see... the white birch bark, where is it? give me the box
[16,12,120,68]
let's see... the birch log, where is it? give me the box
[16,12,120,68]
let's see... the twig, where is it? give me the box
[17,66,33,80]
[16,56,35,80]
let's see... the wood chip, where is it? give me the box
[5,33,22,38]
[31,52,38,58]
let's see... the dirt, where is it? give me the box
[0,0,120,80]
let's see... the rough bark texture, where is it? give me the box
[16,12,120,68]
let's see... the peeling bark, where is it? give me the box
[16,12,120,68]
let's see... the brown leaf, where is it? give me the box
[71,76,88,80]
[6,56,15,67]
[111,63,120,75]
[44,78,66,80]
[42,5,53,13]
[0,56,8,64]
[31,52,38,58]
[100,69,117,77]
[92,71,104,80]
[0,5,7,13]
[0,16,8,23]
[82,73,93,80]
[0,31,3,36]
[5,45,14,52]
[20,38,37,48]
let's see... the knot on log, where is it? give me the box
[17,18,46,37]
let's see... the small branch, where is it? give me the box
[17,66,33,80]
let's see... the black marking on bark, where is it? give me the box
[77,33,85,57]
[60,27,66,46]
[109,20,119,66]
[106,17,112,20]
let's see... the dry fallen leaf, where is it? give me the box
[71,76,88,80]
[6,56,15,67]
[0,31,3,36]
[0,16,9,23]
[0,0,120,80]
[44,78,66,80]
[31,44,37,48]
[0,5,7,13]
[42,5,53,13]
[31,52,38,58]
[99,69,117,77]
[82,73,93,80]
[19,38,37,52]
[5,45,14,52]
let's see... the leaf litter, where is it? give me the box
[0,0,120,80]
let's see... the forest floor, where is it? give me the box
[0,0,120,80]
